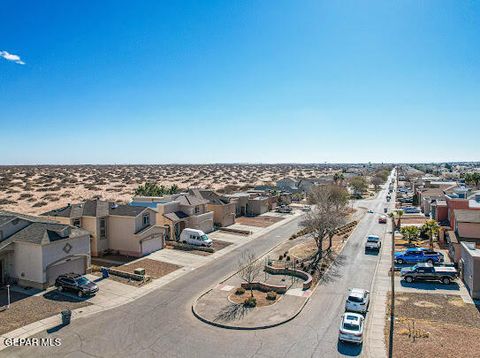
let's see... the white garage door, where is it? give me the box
[141,237,163,255]
[47,257,86,285]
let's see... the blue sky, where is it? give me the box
[1,0,479,164]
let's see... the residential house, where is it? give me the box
[225,192,269,217]
[131,194,214,241]
[452,210,480,242]
[42,200,165,257]
[188,189,236,227]
[276,178,300,194]
[415,181,458,215]
[460,242,480,300]
[0,211,91,289]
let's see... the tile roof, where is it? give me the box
[188,189,230,205]
[42,200,147,218]
[0,211,88,246]
[164,211,189,222]
[172,194,208,206]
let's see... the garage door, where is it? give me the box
[141,237,163,255]
[46,257,86,285]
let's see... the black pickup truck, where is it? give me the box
[400,263,458,285]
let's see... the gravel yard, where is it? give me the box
[118,258,182,279]
[0,289,91,335]
[235,216,285,228]
[386,292,480,358]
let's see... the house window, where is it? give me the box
[143,214,150,226]
[72,218,81,228]
[99,218,107,239]
[195,206,200,214]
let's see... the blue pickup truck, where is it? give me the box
[394,248,444,265]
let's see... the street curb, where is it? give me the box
[191,287,311,331]
[192,214,363,330]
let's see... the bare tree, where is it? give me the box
[371,176,383,191]
[237,249,262,298]
[302,185,349,269]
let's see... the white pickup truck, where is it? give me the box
[365,235,381,252]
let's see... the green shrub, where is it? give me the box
[286,256,291,261]
[235,287,245,295]
[278,255,283,260]
[244,296,257,307]
[266,291,277,301]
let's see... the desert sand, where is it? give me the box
[0,164,336,215]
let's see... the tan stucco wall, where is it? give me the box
[458,223,480,239]
[107,216,138,255]
[208,203,235,227]
[12,242,43,284]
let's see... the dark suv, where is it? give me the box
[55,273,99,297]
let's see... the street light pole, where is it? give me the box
[388,173,396,358]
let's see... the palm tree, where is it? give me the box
[400,226,420,246]
[422,219,440,250]
[388,210,403,231]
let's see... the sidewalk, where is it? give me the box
[363,231,389,358]
[0,210,303,351]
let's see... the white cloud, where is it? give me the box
[0,50,25,65]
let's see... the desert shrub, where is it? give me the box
[235,287,245,295]
[244,296,257,307]
[286,256,291,261]
[278,255,283,261]
[266,291,277,301]
[32,201,48,207]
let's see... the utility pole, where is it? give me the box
[388,170,396,358]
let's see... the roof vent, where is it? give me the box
[111,203,118,209]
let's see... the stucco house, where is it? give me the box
[42,200,165,257]
[452,209,480,242]
[224,192,269,217]
[131,194,214,241]
[0,211,91,289]
[188,189,236,227]
[460,242,480,300]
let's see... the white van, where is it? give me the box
[180,228,212,247]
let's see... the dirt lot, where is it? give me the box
[165,239,233,256]
[0,289,91,335]
[235,215,285,228]
[118,258,182,279]
[386,292,480,358]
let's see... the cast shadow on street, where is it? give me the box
[337,340,363,356]
[214,303,253,322]
[320,254,347,284]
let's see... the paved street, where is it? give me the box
[4,186,391,358]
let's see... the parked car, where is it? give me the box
[301,205,311,212]
[401,263,458,285]
[378,215,387,224]
[55,273,99,297]
[345,288,370,314]
[367,210,374,214]
[338,313,365,344]
[180,228,212,247]
[276,205,293,213]
[365,235,381,251]
[394,248,444,265]
[401,207,420,214]
[383,208,388,213]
